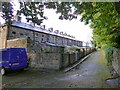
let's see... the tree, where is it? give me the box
[88,2,120,48]
[1,2,120,48]
[43,2,120,48]
[115,1,120,14]
[45,2,78,20]
[0,2,2,11]
[1,2,14,48]
[19,2,47,26]
[2,2,14,25]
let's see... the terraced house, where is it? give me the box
[0,19,94,71]
[8,21,82,47]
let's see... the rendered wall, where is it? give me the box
[7,38,27,48]
[0,26,7,49]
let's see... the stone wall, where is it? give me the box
[6,37,95,70]
[112,49,120,75]
[60,47,95,69]
[8,26,33,40]
[29,53,62,70]
[27,39,64,70]
[6,38,64,70]
[0,23,96,71]
[9,26,83,47]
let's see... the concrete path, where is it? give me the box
[2,50,118,88]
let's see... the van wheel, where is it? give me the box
[20,68,24,71]
[1,68,6,75]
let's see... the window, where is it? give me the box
[12,31,16,34]
[27,37,31,42]
[47,36,49,42]
[53,36,56,43]
[41,34,44,42]
[25,33,28,36]
[28,37,31,39]
[20,33,23,36]
[35,34,39,42]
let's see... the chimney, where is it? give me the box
[48,28,53,32]
[68,34,71,37]
[60,31,64,35]
[43,25,45,29]
[41,25,45,29]
[17,15,21,22]
[30,22,34,26]
[16,10,21,22]
[54,30,59,34]
[64,32,67,36]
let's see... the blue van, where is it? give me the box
[0,48,29,75]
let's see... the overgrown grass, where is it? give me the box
[104,46,117,65]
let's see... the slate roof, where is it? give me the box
[11,21,78,41]
[0,24,5,27]
[45,42,64,47]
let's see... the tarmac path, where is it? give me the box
[2,50,117,88]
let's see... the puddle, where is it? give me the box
[106,77,120,86]
[55,74,83,81]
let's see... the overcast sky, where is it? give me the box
[43,9,93,43]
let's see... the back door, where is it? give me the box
[0,49,9,68]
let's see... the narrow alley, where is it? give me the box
[2,50,118,88]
